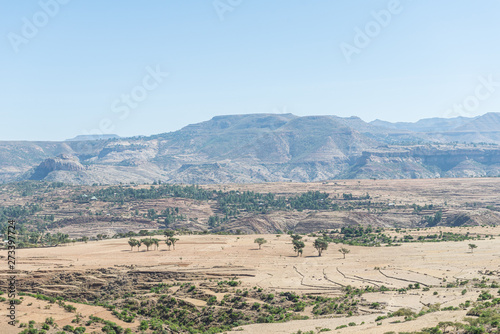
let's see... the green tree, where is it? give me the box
[152,238,160,250]
[254,238,267,250]
[128,238,138,251]
[169,237,179,250]
[164,230,175,238]
[141,238,153,251]
[313,238,328,257]
[338,247,350,259]
[468,243,477,253]
[293,240,305,257]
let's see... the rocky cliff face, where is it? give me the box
[29,155,85,180]
[345,146,500,179]
[1,113,499,184]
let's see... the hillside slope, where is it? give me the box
[1,113,499,184]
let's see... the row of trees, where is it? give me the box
[127,230,179,251]
[254,235,350,258]
[290,234,335,257]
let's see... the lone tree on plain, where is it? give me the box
[313,238,328,257]
[338,247,350,259]
[254,238,267,250]
[293,240,305,257]
[468,244,478,253]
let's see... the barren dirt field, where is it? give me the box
[2,228,500,333]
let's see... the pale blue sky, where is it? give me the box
[1,1,500,141]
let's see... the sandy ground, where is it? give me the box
[1,229,499,333]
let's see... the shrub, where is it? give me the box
[139,320,148,331]
[294,302,306,312]
[62,325,74,332]
[74,327,86,334]
[392,308,416,318]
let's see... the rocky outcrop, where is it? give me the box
[344,146,500,179]
[444,210,500,227]
[29,155,85,180]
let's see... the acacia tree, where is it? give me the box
[152,238,160,250]
[141,238,153,251]
[169,237,179,250]
[136,240,142,251]
[293,240,305,257]
[468,244,477,253]
[128,238,138,251]
[313,238,328,257]
[254,238,267,250]
[164,230,175,238]
[165,239,172,250]
[338,247,350,259]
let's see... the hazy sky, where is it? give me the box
[1,1,500,141]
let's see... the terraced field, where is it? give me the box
[1,229,499,333]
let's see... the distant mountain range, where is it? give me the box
[65,134,121,141]
[1,113,499,184]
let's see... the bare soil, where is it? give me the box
[1,228,499,333]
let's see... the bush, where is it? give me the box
[392,308,416,318]
[478,291,493,301]
[294,301,306,312]
[62,325,74,332]
[139,320,148,331]
[74,327,86,334]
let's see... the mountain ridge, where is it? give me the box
[1,113,499,184]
